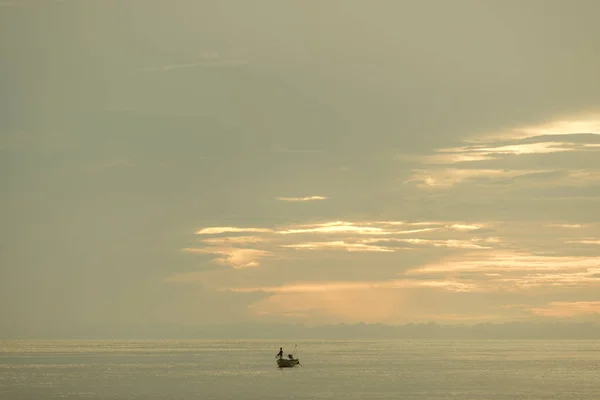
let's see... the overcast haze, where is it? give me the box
[2,0,600,338]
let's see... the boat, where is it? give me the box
[275,345,301,368]
[277,357,300,368]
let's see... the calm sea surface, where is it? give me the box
[0,339,598,399]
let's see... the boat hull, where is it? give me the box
[277,358,300,368]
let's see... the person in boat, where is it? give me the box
[287,354,295,360]
[276,347,283,359]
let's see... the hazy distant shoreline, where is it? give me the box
[3,321,600,340]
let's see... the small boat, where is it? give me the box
[277,357,300,368]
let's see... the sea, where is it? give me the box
[1,339,599,399]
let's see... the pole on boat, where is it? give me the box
[293,344,302,366]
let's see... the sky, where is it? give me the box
[2,0,600,338]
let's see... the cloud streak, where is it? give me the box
[363,237,496,249]
[196,227,273,235]
[228,279,476,294]
[479,115,600,142]
[277,222,390,235]
[567,239,600,245]
[275,196,328,202]
[409,252,600,274]
[182,247,271,269]
[281,241,394,253]
[434,141,576,163]
[404,169,549,189]
[550,224,585,229]
[201,236,271,245]
[529,301,600,318]
[406,251,600,292]
[141,52,249,72]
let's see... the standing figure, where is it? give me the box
[276,347,283,359]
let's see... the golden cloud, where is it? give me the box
[182,247,271,268]
[529,301,600,317]
[275,196,328,202]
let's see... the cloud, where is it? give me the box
[404,169,547,189]
[405,168,599,191]
[401,114,600,193]
[385,227,442,234]
[176,220,501,280]
[435,141,575,163]
[478,115,600,142]
[197,221,487,239]
[275,196,328,202]
[141,52,249,72]
[443,144,565,164]
[178,217,599,313]
[195,227,272,235]
[564,170,600,184]
[277,221,390,235]
[187,220,499,260]
[449,224,484,231]
[281,240,394,253]
[566,239,600,245]
[229,279,476,294]
[182,247,271,269]
[410,251,600,274]
[362,237,496,250]
[406,251,600,292]
[386,116,600,308]
[529,301,600,318]
[201,236,270,245]
[516,269,600,289]
[549,224,585,229]
[275,220,478,235]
